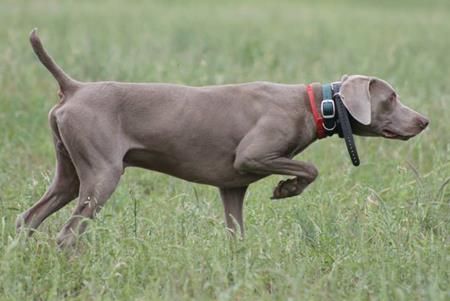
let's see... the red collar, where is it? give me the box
[306,84,326,139]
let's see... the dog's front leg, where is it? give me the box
[235,155,318,199]
[233,120,318,199]
[219,186,247,237]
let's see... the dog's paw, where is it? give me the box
[56,232,77,249]
[15,212,34,236]
[271,177,311,199]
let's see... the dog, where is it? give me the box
[16,29,429,247]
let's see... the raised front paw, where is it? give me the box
[271,177,312,199]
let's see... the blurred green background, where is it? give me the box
[0,0,449,300]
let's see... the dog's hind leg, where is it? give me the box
[56,165,121,248]
[16,137,80,235]
[54,121,124,247]
[219,186,247,238]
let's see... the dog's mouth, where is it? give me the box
[381,129,414,140]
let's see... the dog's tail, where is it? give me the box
[29,28,79,93]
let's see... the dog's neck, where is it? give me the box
[287,83,324,158]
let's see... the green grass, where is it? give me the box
[1,0,449,300]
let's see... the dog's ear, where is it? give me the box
[339,75,372,125]
[341,74,349,82]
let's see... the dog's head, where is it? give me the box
[339,75,429,140]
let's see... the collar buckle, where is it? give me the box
[321,99,336,131]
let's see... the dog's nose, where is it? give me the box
[417,116,429,129]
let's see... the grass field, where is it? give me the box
[1,0,449,300]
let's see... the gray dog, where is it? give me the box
[16,29,429,247]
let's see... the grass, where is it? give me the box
[0,0,449,300]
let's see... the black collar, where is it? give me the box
[321,82,360,166]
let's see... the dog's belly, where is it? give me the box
[123,148,264,187]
